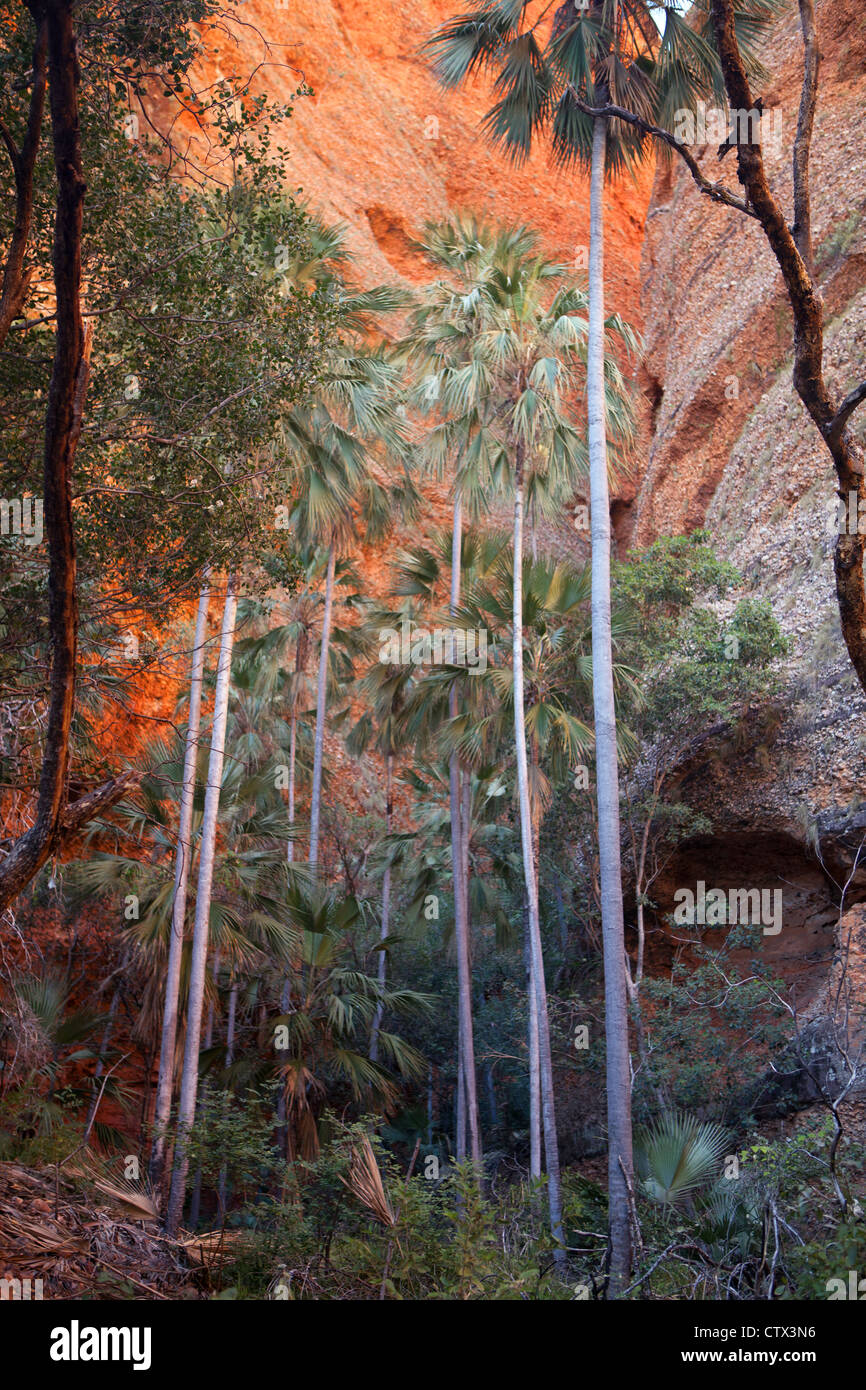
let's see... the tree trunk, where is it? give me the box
[369,752,393,1062]
[286,626,306,866]
[309,545,335,870]
[188,953,219,1231]
[523,899,541,1181]
[165,576,237,1236]
[448,494,481,1166]
[588,115,633,1297]
[217,977,238,1219]
[150,576,211,1189]
[85,981,120,1132]
[0,14,47,348]
[0,1,93,914]
[512,467,564,1266]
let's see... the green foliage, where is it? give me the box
[635,1110,729,1205]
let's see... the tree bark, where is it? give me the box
[150,575,211,1190]
[512,465,565,1267]
[309,545,335,870]
[523,897,541,1181]
[0,13,47,348]
[588,115,633,1297]
[165,576,237,1236]
[0,0,90,914]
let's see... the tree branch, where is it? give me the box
[564,87,759,221]
[707,0,866,693]
[828,381,866,446]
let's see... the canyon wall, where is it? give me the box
[633,0,866,858]
[630,0,866,1106]
[202,2,650,309]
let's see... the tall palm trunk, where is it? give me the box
[286,628,306,866]
[217,976,238,1218]
[150,576,210,1189]
[588,114,633,1296]
[309,545,335,870]
[369,751,393,1062]
[448,495,481,1165]
[512,462,564,1267]
[165,576,238,1237]
[189,948,220,1230]
[523,898,541,1181]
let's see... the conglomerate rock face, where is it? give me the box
[629,0,866,1090]
[192,0,651,304]
[631,0,866,839]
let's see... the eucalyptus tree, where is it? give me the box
[0,1,331,911]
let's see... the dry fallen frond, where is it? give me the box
[0,1161,198,1299]
[341,1133,395,1227]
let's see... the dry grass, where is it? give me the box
[0,1160,233,1299]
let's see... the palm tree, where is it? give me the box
[344,623,419,1063]
[398,220,539,1165]
[424,0,774,1291]
[150,574,211,1190]
[166,575,238,1236]
[233,549,365,867]
[404,231,633,1257]
[284,345,412,874]
[229,880,432,1160]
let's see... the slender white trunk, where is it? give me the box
[287,629,306,866]
[456,1037,466,1159]
[512,471,565,1266]
[309,545,335,870]
[523,900,541,1181]
[188,948,220,1230]
[287,709,296,866]
[217,978,238,1218]
[369,752,393,1062]
[151,575,210,1189]
[448,495,481,1165]
[588,114,633,1296]
[165,576,237,1236]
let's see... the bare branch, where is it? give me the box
[828,380,866,445]
[564,87,759,221]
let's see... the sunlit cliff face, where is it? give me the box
[185,1,652,306]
